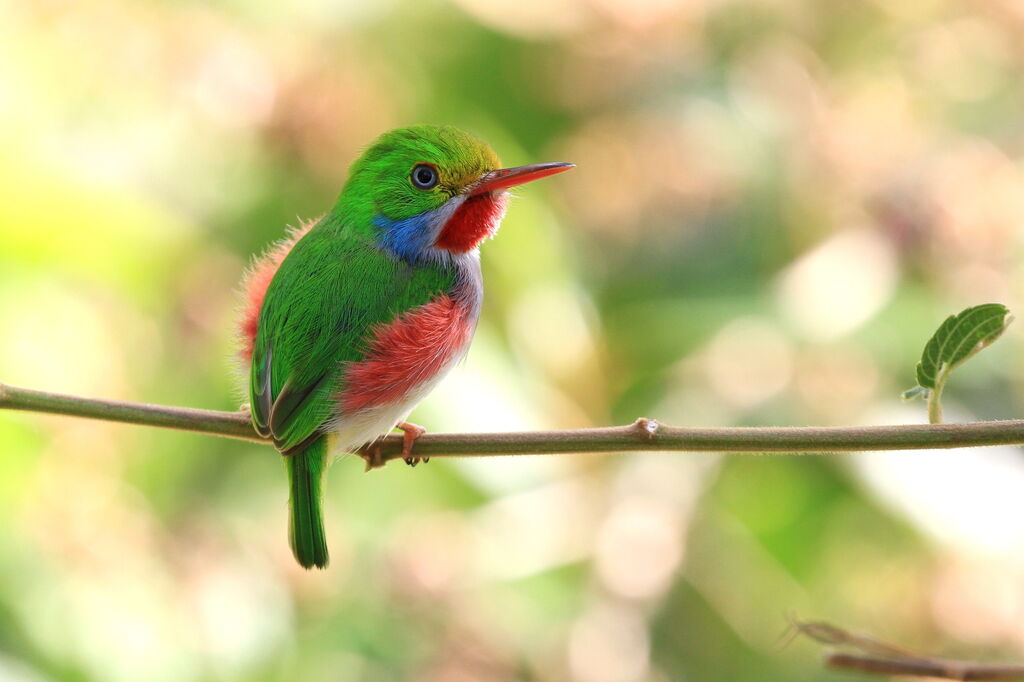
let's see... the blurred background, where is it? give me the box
[3,0,1024,680]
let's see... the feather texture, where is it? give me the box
[286,436,329,568]
[434,192,508,253]
[339,293,474,413]
[238,219,317,360]
[237,125,537,570]
[247,215,461,453]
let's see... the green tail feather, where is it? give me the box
[285,436,329,569]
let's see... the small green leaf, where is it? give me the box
[914,304,1011,389]
[904,303,1012,423]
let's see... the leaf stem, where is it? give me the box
[4,382,1024,466]
[927,384,944,424]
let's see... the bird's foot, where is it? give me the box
[397,421,427,466]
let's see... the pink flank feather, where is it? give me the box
[237,219,317,360]
[338,294,474,413]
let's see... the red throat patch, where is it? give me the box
[434,192,509,253]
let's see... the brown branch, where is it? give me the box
[795,620,1024,680]
[7,382,1024,676]
[5,382,1024,468]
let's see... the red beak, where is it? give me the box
[468,162,575,196]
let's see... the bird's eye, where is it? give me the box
[411,164,439,190]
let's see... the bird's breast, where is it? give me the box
[337,294,477,414]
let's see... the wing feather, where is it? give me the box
[246,218,456,453]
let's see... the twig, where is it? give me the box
[0,382,259,441]
[795,620,1024,680]
[5,381,1024,467]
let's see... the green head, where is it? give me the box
[335,125,573,261]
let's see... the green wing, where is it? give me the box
[248,219,455,453]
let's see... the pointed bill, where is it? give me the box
[468,162,575,196]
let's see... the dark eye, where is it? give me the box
[411,164,439,190]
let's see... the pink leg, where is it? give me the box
[397,421,427,466]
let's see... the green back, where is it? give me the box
[248,124,503,453]
[248,215,455,452]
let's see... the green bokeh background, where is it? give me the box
[3,1,1024,680]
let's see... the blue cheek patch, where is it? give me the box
[374,212,438,262]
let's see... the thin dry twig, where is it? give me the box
[793,619,1024,680]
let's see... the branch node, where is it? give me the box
[635,417,660,439]
[6,381,1024,457]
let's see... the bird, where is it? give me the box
[236,125,573,569]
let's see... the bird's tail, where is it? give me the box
[285,436,329,569]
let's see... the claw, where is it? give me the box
[398,421,427,466]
